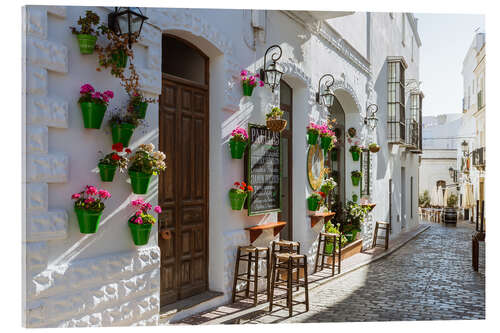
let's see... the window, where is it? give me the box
[361,149,370,196]
[387,57,407,144]
[408,92,423,151]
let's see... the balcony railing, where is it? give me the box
[472,147,485,169]
[405,118,422,153]
[477,90,484,110]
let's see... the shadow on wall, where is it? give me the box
[374,60,388,181]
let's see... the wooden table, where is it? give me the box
[308,212,336,228]
[245,221,287,243]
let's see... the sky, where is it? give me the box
[415,13,485,116]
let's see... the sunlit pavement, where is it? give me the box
[234,221,485,323]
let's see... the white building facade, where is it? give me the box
[22,6,422,327]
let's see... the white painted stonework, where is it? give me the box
[23,6,422,327]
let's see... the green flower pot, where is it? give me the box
[307,132,319,145]
[324,242,334,254]
[77,34,97,54]
[134,102,148,119]
[352,175,361,186]
[346,229,360,242]
[352,194,358,202]
[307,196,320,211]
[98,163,117,182]
[229,190,247,210]
[111,49,128,68]
[351,151,360,161]
[129,219,153,246]
[80,102,106,129]
[320,136,332,151]
[129,171,153,194]
[331,149,338,161]
[229,140,247,159]
[75,207,103,234]
[111,123,135,147]
[242,83,255,96]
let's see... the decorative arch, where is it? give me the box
[280,61,316,104]
[332,79,363,115]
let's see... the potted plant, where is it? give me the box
[307,191,326,211]
[324,221,347,254]
[306,122,320,145]
[97,143,131,182]
[266,107,287,132]
[71,185,111,234]
[128,144,166,194]
[128,198,162,246]
[78,84,114,129]
[351,170,362,186]
[344,200,370,242]
[126,92,152,120]
[109,109,140,147]
[229,126,249,159]
[240,70,264,96]
[70,10,100,54]
[368,143,380,153]
[349,145,362,161]
[229,181,253,210]
[319,124,337,152]
[320,177,337,196]
[96,24,138,77]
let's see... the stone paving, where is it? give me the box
[228,221,485,324]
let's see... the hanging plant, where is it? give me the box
[108,108,141,147]
[128,198,162,246]
[229,126,249,159]
[229,181,253,210]
[121,66,158,120]
[349,145,362,161]
[128,144,166,194]
[97,143,131,182]
[266,106,287,132]
[71,185,111,234]
[95,25,138,77]
[351,170,362,186]
[320,177,337,195]
[78,83,114,129]
[70,10,100,54]
[368,143,380,153]
[306,122,320,145]
[319,124,337,152]
[240,70,264,96]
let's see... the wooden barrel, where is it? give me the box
[443,208,457,224]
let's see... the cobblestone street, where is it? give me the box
[230,221,485,324]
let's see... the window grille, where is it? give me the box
[361,149,370,196]
[387,58,407,144]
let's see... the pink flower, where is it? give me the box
[91,92,102,100]
[98,190,111,199]
[85,185,98,196]
[71,193,80,199]
[240,69,248,77]
[259,81,264,87]
[103,90,114,99]
[135,217,143,224]
[146,203,152,210]
[131,198,145,207]
[154,206,162,213]
[135,210,142,216]
[80,83,95,94]
[255,73,260,78]
[84,198,95,204]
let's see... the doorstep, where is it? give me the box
[159,290,224,324]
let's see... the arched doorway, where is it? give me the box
[327,98,346,213]
[158,34,209,306]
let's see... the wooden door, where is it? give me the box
[158,73,209,306]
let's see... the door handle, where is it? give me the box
[160,228,172,240]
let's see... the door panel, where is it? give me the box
[159,74,208,306]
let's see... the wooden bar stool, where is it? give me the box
[231,245,271,306]
[371,221,390,250]
[271,240,301,290]
[269,252,309,317]
[314,232,341,276]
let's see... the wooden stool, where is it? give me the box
[314,232,341,276]
[231,245,271,306]
[371,221,390,250]
[269,253,309,317]
[271,240,301,290]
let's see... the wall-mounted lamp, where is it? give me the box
[461,140,471,157]
[108,7,148,48]
[316,74,335,107]
[364,104,379,130]
[260,45,283,93]
[448,167,458,183]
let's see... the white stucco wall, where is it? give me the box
[23,7,422,327]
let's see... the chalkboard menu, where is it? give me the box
[246,124,282,216]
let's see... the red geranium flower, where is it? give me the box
[111,153,120,161]
[318,191,326,198]
[247,185,253,192]
[234,182,240,186]
[125,148,132,154]
[241,181,247,187]
[112,143,124,152]
[239,186,245,191]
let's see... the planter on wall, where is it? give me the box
[229,140,247,159]
[134,102,148,119]
[129,171,153,194]
[320,136,332,151]
[98,163,117,182]
[229,190,247,210]
[242,82,255,96]
[111,123,135,147]
[80,102,106,129]
[351,175,361,186]
[129,219,153,246]
[351,151,360,161]
[266,119,287,132]
[76,34,97,54]
[112,48,128,68]
[307,196,320,211]
[369,145,380,153]
[307,132,319,145]
[75,207,102,234]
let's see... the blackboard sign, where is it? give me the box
[246,124,282,216]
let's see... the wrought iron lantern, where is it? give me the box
[461,140,470,157]
[108,7,148,48]
[448,167,458,182]
[364,104,379,130]
[316,74,335,107]
[260,45,283,93]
